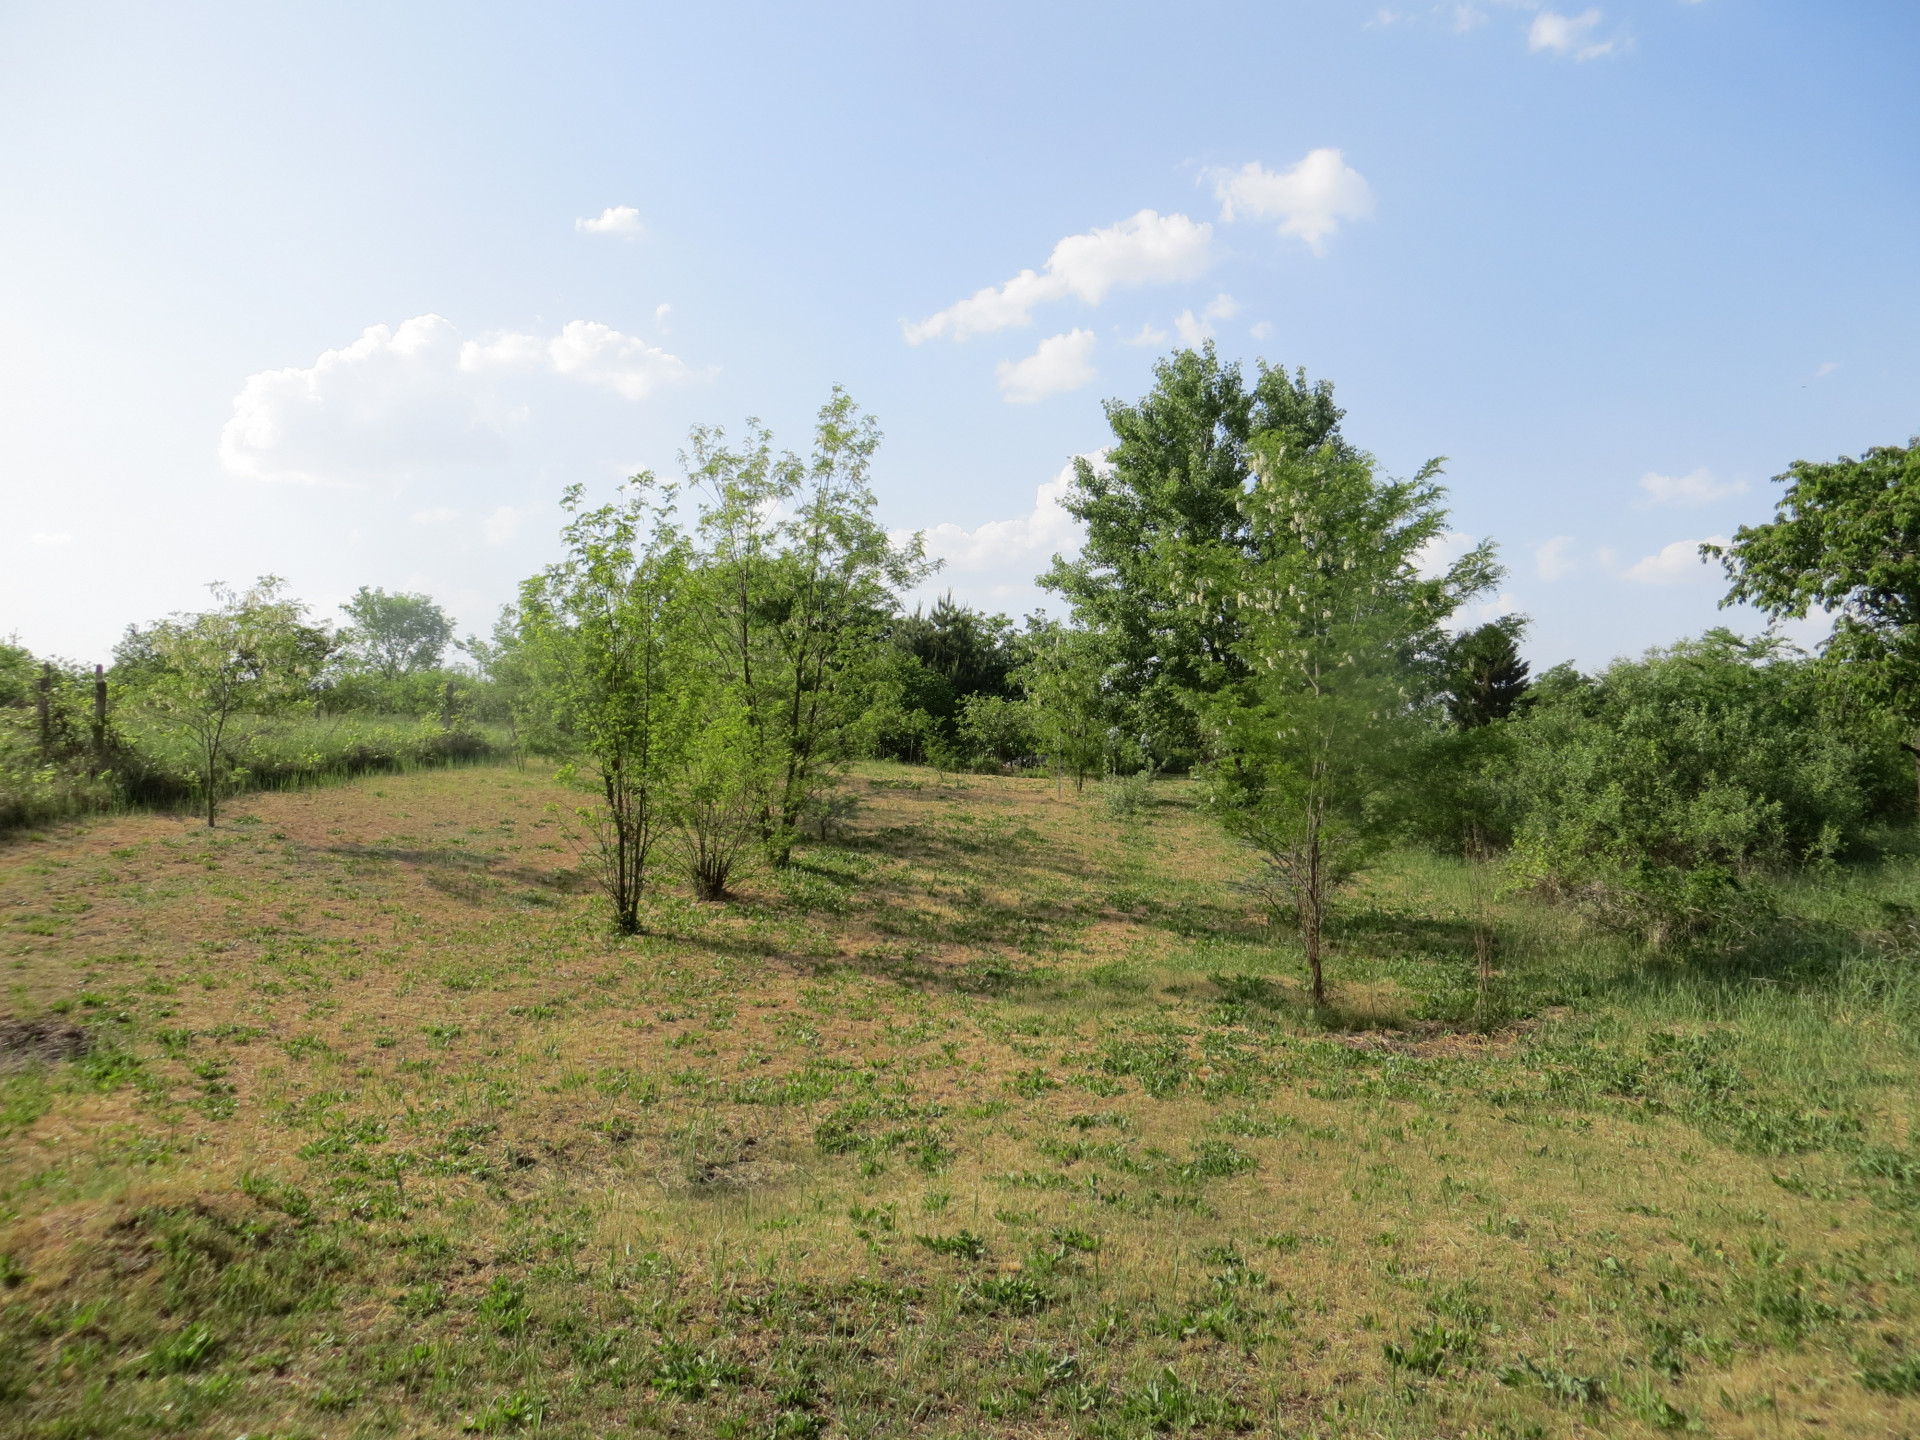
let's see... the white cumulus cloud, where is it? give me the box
[912,459,1093,574]
[222,314,694,484]
[543,320,688,400]
[576,205,644,237]
[1624,536,1727,585]
[1529,9,1620,59]
[1207,149,1375,254]
[906,210,1214,344]
[221,315,513,484]
[997,330,1099,404]
[1637,468,1745,507]
[30,532,73,547]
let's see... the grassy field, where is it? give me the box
[5,762,1920,1438]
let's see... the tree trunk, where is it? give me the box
[1912,731,1920,823]
[1466,824,1493,1023]
[1302,819,1325,1007]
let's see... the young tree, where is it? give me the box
[957,693,1039,768]
[688,388,933,865]
[517,480,691,934]
[338,587,456,677]
[1707,437,1920,813]
[132,578,332,826]
[1200,443,1496,1006]
[670,680,761,900]
[1041,343,1350,765]
[1014,621,1112,793]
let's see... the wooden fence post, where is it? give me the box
[37,662,52,755]
[93,664,108,761]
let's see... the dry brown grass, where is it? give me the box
[1,762,1919,1437]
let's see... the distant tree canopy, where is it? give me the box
[1445,619,1532,729]
[891,595,1018,703]
[338,587,457,678]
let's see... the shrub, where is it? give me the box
[1503,631,1899,946]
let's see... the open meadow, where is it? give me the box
[5,762,1920,1438]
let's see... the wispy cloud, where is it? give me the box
[905,211,1213,344]
[221,314,698,484]
[907,458,1094,573]
[1528,8,1623,60]
[482,505,538,546]
[1174,294,1241,346]
[1535,535,1577,580]
[1636,468,1745,508]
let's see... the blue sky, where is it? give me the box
[3,1,1916,670]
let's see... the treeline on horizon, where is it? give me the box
[7,348,1920,992]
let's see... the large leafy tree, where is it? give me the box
[1200,442,1495,1005]
[1707,437,1920,811]
[1041,343,1349,763]
[517,480,692,934]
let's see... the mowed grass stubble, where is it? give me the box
[3,762,1920,1437]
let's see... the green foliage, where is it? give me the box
[0,644,119,831]
[871,597,1031,768]
[336,587,455,678]
[517,477,693,933]
[1503,631,1898,946]
[1015,620,1115,791]
[1200,440,1496,1001]
[958,692,1039,767]
[892,595,1018,702]
[121,578,334,825]
[1444,617,1531,728]
[1710,437,1920,720]
[1115,1367,1250,1432]
[914,1230,987,1260]
[688,387,932,864]
[671,676,760,899]
[1042,343,1349,768]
